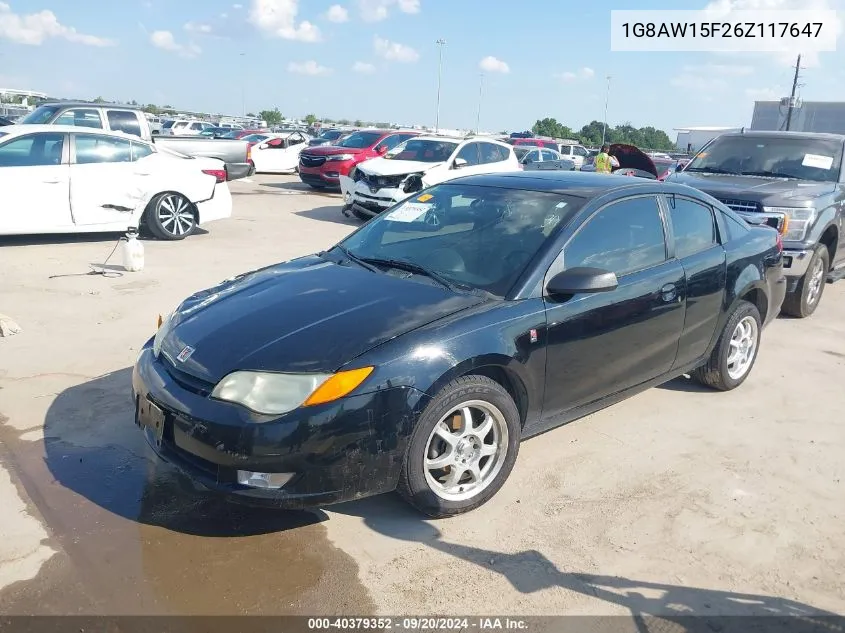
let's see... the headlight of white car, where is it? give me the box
[210,367,374,416]
[325,154,355,162]
[763,206,816,241]
[152,311,177,358]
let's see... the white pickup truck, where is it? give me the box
[20,102,254,180]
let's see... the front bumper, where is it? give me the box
[225,162,254,181]
[782,248,813,278]
[298,160,356,188]
[350,184,407,217]
[131,344,427,508]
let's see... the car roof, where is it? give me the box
[720,130,845,142]
[35,101,143,110]
[0,124,152,142]
[448,170,702,197]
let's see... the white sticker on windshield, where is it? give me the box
[386,202,432,223]
[802,154,834,170]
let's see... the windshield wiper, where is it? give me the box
[360,257,463,292]
[740,170,799,179]
[684,167,739,175]
[330,245,380,273]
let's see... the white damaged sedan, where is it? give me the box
[339,135,519,221]
[0,125,232,240]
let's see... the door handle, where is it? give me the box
[660,283,678,302]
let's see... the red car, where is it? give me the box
[298,129,418,189]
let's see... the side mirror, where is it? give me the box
[267,138,283,147]
[546,267,618,296]
[453,157,469,169]
[376,144,388,155]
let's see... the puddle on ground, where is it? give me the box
[0,372,373,615]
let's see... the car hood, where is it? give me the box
[666,172,838,203]
[357,157,441,176]
[302,145,366,156]
[160,255,485,382]
[610,144,658,178]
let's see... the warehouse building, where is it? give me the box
[750,100,845,134]
[674,127,742,153]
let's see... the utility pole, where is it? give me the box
[785,54,802,131]
[475,73,484,135]
[601,75,611,146]
[239,52,246,118]
[435,39,446,132]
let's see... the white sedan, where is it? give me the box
[249,130,311,174]
[0,125,232,240]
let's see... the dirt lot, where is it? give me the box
[0,174,843,620]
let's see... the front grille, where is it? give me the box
[355,199,386,213]
[300,154,326,168]
[715,198,760,213]
[159,355,215,396]
[361,172,406,189]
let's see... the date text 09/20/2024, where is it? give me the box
[307,618,529,630]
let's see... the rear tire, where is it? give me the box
[145,193,197,241]
[397,375,520,518]
[781,244,829,318]
[691,300,761,391]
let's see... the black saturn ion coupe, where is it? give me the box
[133,171,785,517]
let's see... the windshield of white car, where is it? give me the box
[385,139,459,162]
[338,183,583,298]
[20,106,61,125]
[338,131,383,148]
[686,136,843,182]
[320,130,343,139]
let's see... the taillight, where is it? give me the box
[246,142,253,162]
[202,168,227,183]
[776,232,783,252]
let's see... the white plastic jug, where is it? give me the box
[121,230,145,272]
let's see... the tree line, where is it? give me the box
[531,117,674,150]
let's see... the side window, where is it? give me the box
[289,133,305,146]
[524,150,540,163]
[190,122,204,131]
[106,110,142,137]
[573,146,589,157]
[541,149,558,161]
[377,134,405,152]
[564,196,667,276]
[0,133,65,167]
[479,142,507,163]
[720,210,749,241]
[74,134,133,164]
[131,142,154,161]
[456,143,480,166]
[667,196,717,258]
[54,108,103,129]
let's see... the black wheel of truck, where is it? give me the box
[781,244,829,318]
[397,375,520,518]
[691,300,761,392]
[145,192,197,240]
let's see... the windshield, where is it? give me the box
[221,130,243,139]
[241,134,268,142]
[338,183,583,297]
[320,130,342,140]
[686,135,843,182]
[20,106,61,124]
[338,131,383,148]
[385,139,458,162]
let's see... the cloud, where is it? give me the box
[184,21,212,33]
[479,56,509,74]
[557,67,594,81]
[233,3,243,7]
[150,30,201,57]
[702,0,842,67]
[670,62,756,93]
[352,61,376,73]
[745,87,781,100]
[373,35,419,62]
[0,2,115,46]
[358,0,420,22]
[325,4,349,22]
[287,60,331,75]
[249,0,321,42]
[681,63,754,76]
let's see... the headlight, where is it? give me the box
[210,366,374,416]
[763,206,816,241]
[325,154,354,162]
[152,311,177,358]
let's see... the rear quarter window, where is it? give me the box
[720,209,750,242]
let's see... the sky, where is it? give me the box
[1,0,844,135]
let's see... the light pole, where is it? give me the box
[239,52,246,118]
[475,73,484,135]
[601,75,611,146]
[435,39,446,132]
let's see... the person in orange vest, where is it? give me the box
[594,144,619,174]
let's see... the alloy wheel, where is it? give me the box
[806,257,825,308]
[726,315,758,380]
[423,400,509,501]
[157,194,195,237]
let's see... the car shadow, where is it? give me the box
[655,375,713,393]
[261,181,342,197]
[295,206,360,226]
[0,233,126,247]
[331,496,838,628]
[39,367,327,537]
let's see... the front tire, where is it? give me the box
[145,193,197,240]
[781,244,829,318]
[691,300,761,391]
[397,375,520,518]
